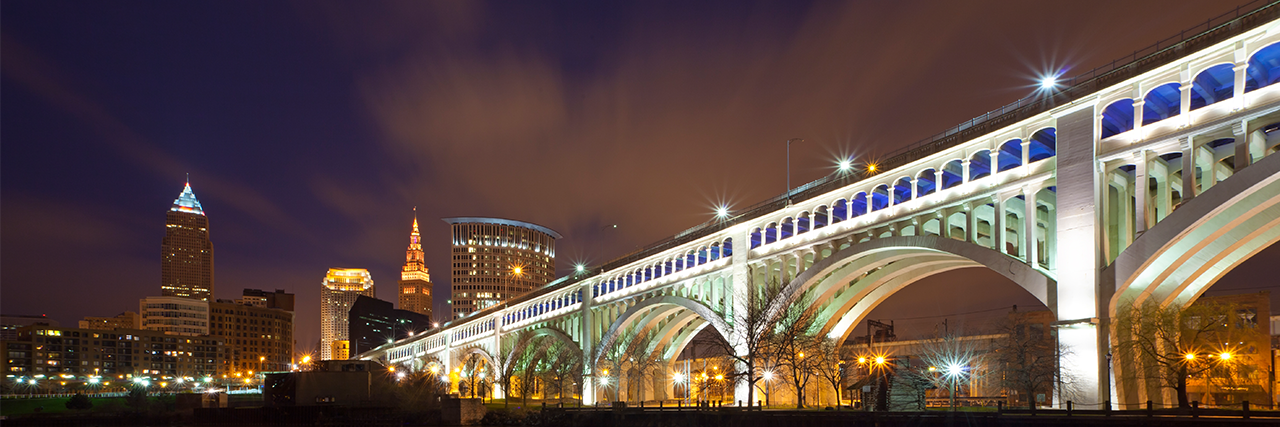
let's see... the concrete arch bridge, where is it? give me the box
[363,4,1280,409]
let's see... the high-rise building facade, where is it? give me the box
[399,212,433,320]
[161,182,214,301]
[444,217,560,319]
[320,268,375,360]
[209,289,294,374]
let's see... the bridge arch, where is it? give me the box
[771,235,1056,343]
[592,295,732,369]
[1107,147,1280,315]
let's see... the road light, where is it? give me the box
[575,264,586,274]
[1039,76,1057,89]
[838,157,853,172]
[715,205,730,220]
[1219,352,1232,360]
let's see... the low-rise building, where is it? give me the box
[2,324,228,379]
[139,296,210,336]
[209,289,295,374]
[79,311,139,330]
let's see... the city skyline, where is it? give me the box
[4,0,1280,357]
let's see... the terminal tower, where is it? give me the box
[399,209,433,320]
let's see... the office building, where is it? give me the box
[79,312,139,330]
[349,295,431,356]
[1,324,227,378]
[320,268,375,360]
[209,289,294,374]
[399,212,433,319]
[161,181,215,301]
[139,296,209,336]
[444,217,560,319]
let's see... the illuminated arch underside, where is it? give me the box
[1111,151,1280,312]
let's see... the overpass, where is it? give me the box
[362,1,1280,410]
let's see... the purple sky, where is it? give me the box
[3,1,1275,351]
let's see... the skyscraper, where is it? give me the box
[320,268,375,360]
[161,181,214,301]
[399,210,433,320]
[444,217,560,319]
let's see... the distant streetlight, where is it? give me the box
[715,205,730,220]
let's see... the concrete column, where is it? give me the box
[1249,128,1267,165]
[1132,100,1146,132]
[1233,62,1248,109]
[990,149,1001,176]
[965,203,977,244]
[1234,121,1250,170]
[1180,137,1196,202]
[994,196,1006,254]
[1021,140,1032,169]
[731,227,752,406]
[935,169,945,191]
[961,159,971,184]
[1051,106,1102,406]
[1179,82,1192,125]
[1024,187,1038,265]
[1196,144,1216,193]
[1133,151,1149,234]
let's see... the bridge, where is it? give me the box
[362,2,1280,410]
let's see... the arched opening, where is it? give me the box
[850,192,869,217]
[1105,164,1137,263]
[1142,82,1182,125]
[1101,99,1135,139]
[750,228,763,249]
[765,223,779,245]
[813,206,829,229]
[969,150,992,181]
[917,169,938,197]
[1245,42,1280,92]
[893,177,912,205]
[941,160,964,189]
[1191,63,1235,110]
[1028,128,1057,163]
[781,217,796,240]
[797,212,812,235]
[831,199,848,223]
[947,210,967,241]
[871,186,890,211]
[998,139,1023,172]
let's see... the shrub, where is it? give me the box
[65,393,94,410]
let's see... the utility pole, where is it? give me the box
[786,138,802,206]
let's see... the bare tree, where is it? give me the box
[493,331,532,408]
[812,337,850,407]
[708,274,786,408]
[621,330,664,404]
[770,287,821,408]
[990,312,1059,409]
[1114,299,1262,408]
[460,353,487,398]
[542,340,583,404]
[517,337,549,406]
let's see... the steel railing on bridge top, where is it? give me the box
[372,0,1280,354]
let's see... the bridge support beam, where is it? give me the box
[1055,105,1103,407]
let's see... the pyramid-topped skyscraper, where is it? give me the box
[161,180,214,301]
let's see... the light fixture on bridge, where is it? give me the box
[715,205,730,219]
[867,164,878,173]
[838,157,853,172]
[575,264,586,274]
[1039,76,1057,90]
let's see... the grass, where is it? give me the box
[0,395,175,417]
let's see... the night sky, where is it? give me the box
[3,1,1276,352]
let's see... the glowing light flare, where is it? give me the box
[857,357,867,364]
[762,371,774,381]
[838,158,853,172]
[874,356,886,365]
[1219,352,1232,360]
[715,205,730,219]
[946,364,965,377]
[1185,353,1196,360]
[867,164,878,173]
[575,264,586,273]
[672,373,685,383]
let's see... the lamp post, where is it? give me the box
[786,138,802,206]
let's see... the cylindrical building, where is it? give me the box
[320,268,375,360]
[443,217,561,319]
